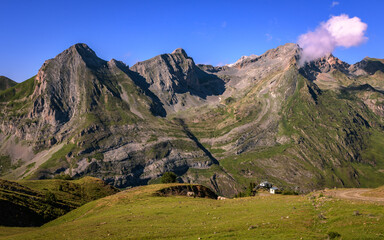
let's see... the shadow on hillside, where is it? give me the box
[172,66,226,100]
[341,84,384,94]
[175,118,219,165]
[114,61,167,117]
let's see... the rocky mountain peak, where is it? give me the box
[130,48,225,113]
[57,43,95,59]
[316,54,350,71]
[29,43,110,129]
[108,58,129,69]
[264,43,299,59]
[131,49,197,91]
[326,54,345,66]
[299,53,384,83]
[350,57,384,75]
[71,43,95,54]
[66,43,106,69]
[171,48,188,58]
[227,54,258,68]
[299,54,350,81]
[35,44,104,85]
[226,43,300,71]
[35,44,106,79]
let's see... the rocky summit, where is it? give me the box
[0,43,384,196]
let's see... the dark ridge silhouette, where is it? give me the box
[342,84,384,94]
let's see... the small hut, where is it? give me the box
[270,187,280,194]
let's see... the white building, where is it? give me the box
[270,187,279,194]
[259,181,272,189]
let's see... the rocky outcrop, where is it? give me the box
[155,184,218,199]
[300,54,384,81]
[299,54,351,81]
[131,48,225,113]
[350,57,384,75]
[30,44,103,127]
[227,54,258,68]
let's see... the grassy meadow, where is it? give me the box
[1,184,383,239]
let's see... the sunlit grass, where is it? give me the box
[1,184,383,240]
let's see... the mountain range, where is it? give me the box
[1,43,384,196]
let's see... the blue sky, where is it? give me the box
[0,0,383,82]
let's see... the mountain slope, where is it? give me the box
[0,76,17,91]
[0,177,118,226]
[0,44,233,195]
[1,184,383,239]
[130,48,225,114]
[0,43,384,196]
[183,45,384,192]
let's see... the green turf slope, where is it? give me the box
[0,177,119,227]
[1,184,383,239]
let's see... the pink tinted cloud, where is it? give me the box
[298,14,367,65]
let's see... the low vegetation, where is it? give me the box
[0,184,383,239]
[0,76,35,103]
[0,177,119,227]
[160,172,177,183]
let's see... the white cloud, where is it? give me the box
[298,14,367,65]
[325,15,367,47]
[331,1,339,7]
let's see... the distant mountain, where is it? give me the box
[0,43,383,196]
[0,76,17,91]
[130,48,225,113]
[226,54,258,68]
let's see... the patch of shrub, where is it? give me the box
[161,172,177,183]
[234,182,257,198]
[93,153,104,161]
[327,231,341,239]
[281,190,299,195]
[44,191,57,204]
[225,97,235,104]
[54,174,73,180]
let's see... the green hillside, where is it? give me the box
[0,76,17,92]
[1,184,383,239]
[0,177,119,227]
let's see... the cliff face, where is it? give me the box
[0,44,156,149]
[131,48,225,113]
[1,43,384,196]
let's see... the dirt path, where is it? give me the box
[324,188,384,204]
